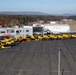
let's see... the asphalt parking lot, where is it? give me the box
[0,39,76,75]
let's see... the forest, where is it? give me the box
[0,15,76,27]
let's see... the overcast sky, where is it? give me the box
[0,0,76,14]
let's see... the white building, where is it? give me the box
[0,23,71,38]
[0,26,33,38]
[7,26,33,38]
[0,26,44,38]
[42,24,70,34]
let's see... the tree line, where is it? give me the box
[0,15,76,27]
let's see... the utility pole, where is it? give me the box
[58,48,61,75]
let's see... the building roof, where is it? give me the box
[43,24,70,27]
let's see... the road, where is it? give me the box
[0,39,76,75]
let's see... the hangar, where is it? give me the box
[42,24,70,34]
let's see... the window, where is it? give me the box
[7,30,14,33]
[59,27,60,29]
[20,30,21,32]
[16,30,19,35]
[26,30,29,32]
[0,31,5,33]
[53,27,55,29]
[11,30,14,33]
[33,27,43,32]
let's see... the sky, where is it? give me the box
[0,0,76,15]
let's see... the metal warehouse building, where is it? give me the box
[42,24,70,34]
